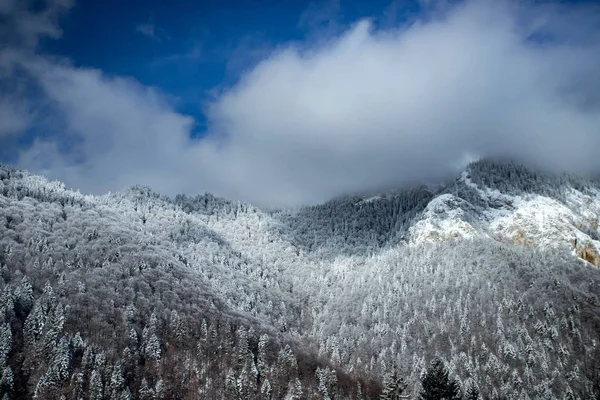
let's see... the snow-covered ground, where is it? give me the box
[409,194,478,243]
[409,171,600,265]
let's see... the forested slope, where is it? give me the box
[1,160,600,399]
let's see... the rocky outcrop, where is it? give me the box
[410,171,600,267]
[577,242,600,266]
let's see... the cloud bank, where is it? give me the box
[2,0,600,206]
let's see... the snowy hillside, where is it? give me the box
[1,160,600,399]
[410,161,600,268]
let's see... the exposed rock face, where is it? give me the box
[409,194,477,244]
[409,170,600,267]
[577,242,600,266]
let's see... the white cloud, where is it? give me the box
[19,59,195,194]
[136,22,156,39]
[0,0,72,142]
[136,17,169,42]
[7,0,600,206]
[0,99,30,137]
[0,0,72,48]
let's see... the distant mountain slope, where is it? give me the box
[1,160,600,399]
[409,160,600,266]
[279,187,434,257]
[0,165,374,399]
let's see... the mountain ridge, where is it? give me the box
[1,160,600,398]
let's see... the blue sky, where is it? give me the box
[40,0,427,131]
[1,0,600,206]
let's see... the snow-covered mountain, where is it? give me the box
[1,160,599,399]
[410,162,600,267]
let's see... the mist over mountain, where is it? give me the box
[2,0,600,206]
[1,159,600,399]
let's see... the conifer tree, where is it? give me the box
[380,365,410,399]
[464,381,480,400]
[89,369,103,400]
[0,323,12,370]
[420,359,461,400]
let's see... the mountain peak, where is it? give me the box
[402,161,600,266]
